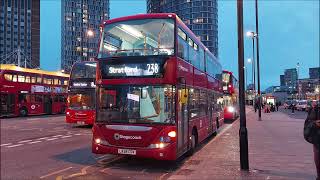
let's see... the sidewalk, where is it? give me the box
[168,107,316,180]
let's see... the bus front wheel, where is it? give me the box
[19,107,28,117]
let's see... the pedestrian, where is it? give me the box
[254,101,257,113]
[291,102,295,114]
[303,102,320,180]
[276,101,279,111]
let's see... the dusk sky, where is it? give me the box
[40,0,319,90]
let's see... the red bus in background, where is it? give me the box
[92,13,224,160]
[222,70,239,120]
[0,64,69,117]
[66,61,96,125]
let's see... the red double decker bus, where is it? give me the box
[222,70,239,120]
[0,64,69,117]
[66,61,96,125]
[92,13,224,160]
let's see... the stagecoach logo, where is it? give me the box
[114,133,142,140]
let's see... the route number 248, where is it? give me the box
[147,63,159,74]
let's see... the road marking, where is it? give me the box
[52,135,64,138]
[0,143,12,146]
[95,154,109,160]
[28,141,42,144]
[66,165,92,179]
[74,133,82,136]
[7,144,24,148]
[18,140,33,143]
[60,135,72,139]
[159,172,169,180]
[38,137,51,140]
[40,167,73,179]
[46,138,58,141]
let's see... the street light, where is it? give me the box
[296,62,300,100]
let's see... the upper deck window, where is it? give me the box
[71,62,96,79]
[98,18,175,58]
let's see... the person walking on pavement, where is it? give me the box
[303,102,320,180]
[291,102,295,114]
[276,101,279,111]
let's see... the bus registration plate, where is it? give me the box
[118,148,136,155]
[77,121,85,125]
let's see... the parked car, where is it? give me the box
[296,100,307,111]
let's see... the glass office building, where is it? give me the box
[147,0,218,57]
[61,0,109,72]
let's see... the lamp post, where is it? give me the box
[247,58,254,106]
[296,62,300,100]
[237,0,249,170]
[87,29,94,61]
[246,31,257,92]
[255,0,262,120]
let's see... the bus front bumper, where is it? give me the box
[92,142,177,161]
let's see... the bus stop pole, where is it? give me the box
[237,0,249,170]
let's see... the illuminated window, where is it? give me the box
[18,75,25,82]
[12,75,17,82]
[4,74,12,81]
[37,76,42,83]
[54,79,59,85]
[25,76,30,83]
[31,76,36,83]
[188,37,193,47]
[64,80,68,86]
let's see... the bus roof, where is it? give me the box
[0,64,69,78]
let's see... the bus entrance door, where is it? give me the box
[177,88,189,154]
[0,94,15,117]
[44,95,52,114]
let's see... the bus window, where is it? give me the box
[35,95,43,102]
[4,74,12,81]
[25,76,31,83]
[31,76,36,83]
[54,79,59,85]
[54,95,59,102]
[12,75,17,82]
[18,75,25,82]
[37,76,42,83]
[18,94,28,103]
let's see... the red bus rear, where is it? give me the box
[222,70,239,120]
[92,13,224,160]
[66,61,96,125]
[0,64,69,117]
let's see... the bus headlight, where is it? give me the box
[66,111,70,115]
[227,106,235,112]
[94,138,109,145]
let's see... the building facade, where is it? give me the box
[0,0,40,68]
[309,67,320,79]
[280,74,285,87]
[61,0,109,72]
[146,0,219,57]
[283,68,298,93]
